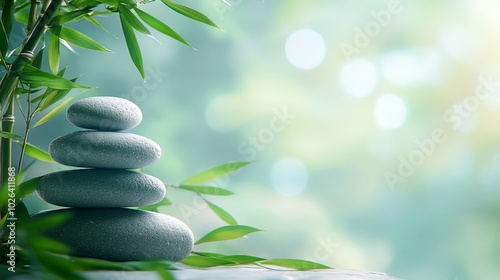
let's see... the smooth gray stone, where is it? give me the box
[31,208,194,262]
[67,96,142,131]
[37,169,166,208]
[49,131,161,169]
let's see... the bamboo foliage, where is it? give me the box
[0,0,218,216]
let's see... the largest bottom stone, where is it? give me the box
[31,208,193,262]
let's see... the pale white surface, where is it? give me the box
[84,267,403,280]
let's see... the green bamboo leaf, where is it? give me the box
[36,252,85,280]
[190,252,265,265]
[222,255,266,265]
[182,161,251,185]
[137,197,171,212]
[0,19,8,61]
[29,236,70,254]
[53,26,110,51]
[179,185,233,196]
[120,10,145,78]
[134,7,191,47]
[33,97,74,128]
[195,225,262,245]
[36,68,76,111]
[20,65,91,90]
[14,9,29,24]
[181,255,235,268]
[84,14,107,31]
[23,211,71,231]
[15,175,43,199]
[191,251,224,258]
[0,131,21,139]
[118,4,151,36]
[71,0,117,6]
[32,48,44,69]
[49,33,60,73]
[1,0,14,40]
[259,259,331,270]
[50,9,91,25]
[161,0,219,29]
[22,142,55,162]
[35,67,68,95]
[69,257,137,271]
[204,199,238,225]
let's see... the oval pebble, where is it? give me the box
[31,208,194,262]
[49,131,161,169]
[37,169,166,208]
[67,96,142,131]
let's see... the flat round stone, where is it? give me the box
[67,96,142,131]
[31,208,193,262]
[49,131,161,169]
[37,169,166,208]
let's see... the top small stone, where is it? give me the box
[67,96,142,131]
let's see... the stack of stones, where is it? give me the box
[32,96,193,262]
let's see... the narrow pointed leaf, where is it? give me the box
[222,255,266,265]
[119,4,151,36]
[1,0,14,40]
[22,142,55,162]
[0,19,8,60]
[20,65,91,90]
[54,26,110,51]
[260,259,331,270]
[191,251,224,258]
[182,161,250,185]
[134,7,191,47]
[120,11,144,78]
[0,131,21,139]
[29,236,70,254]
[49,33,60,73]
[181,255,235,268]
[32,49,44,69]
[161,0,219,29]
[195,225,262,245]
[179,185,233,196]
[84,14,107,31]
[33,97,74,128]
[138,197,171,211]
[15,175,43,199]
[50,9,91,25]
[204,199,238,225]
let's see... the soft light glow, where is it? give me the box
[381,50,420,86]
[375,94,407,129]
[271,157,309,197]
[285,28,326,70]
[205,95,236,132]
[340,59,378,98]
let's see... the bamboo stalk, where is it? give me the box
[0,0,64,219]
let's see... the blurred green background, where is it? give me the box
[20,1,500,279]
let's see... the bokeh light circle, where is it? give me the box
[285,28,326,70]
[375,94,407,129]
[381,50,420,86]
[340,59,378,98]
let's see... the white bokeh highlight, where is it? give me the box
[375,94,407,129]
[271,157,309,197]
[340,59,378,98]
[381,50,420,86]
[285,28,326,70]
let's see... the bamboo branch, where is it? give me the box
[0,0,64,218]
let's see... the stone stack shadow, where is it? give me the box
[32,96,193,262]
